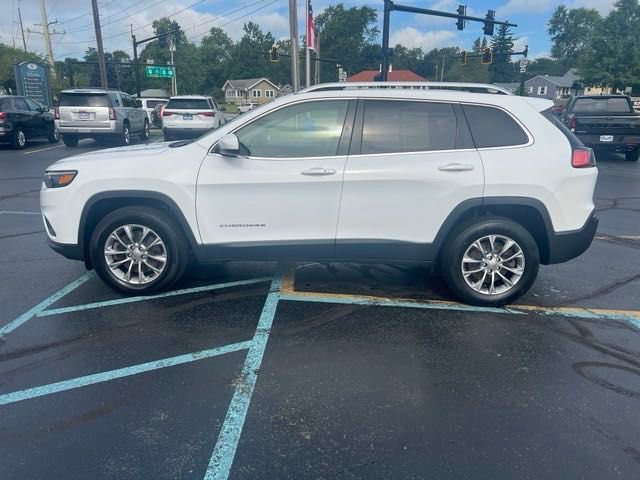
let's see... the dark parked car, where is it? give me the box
[0,95,59,149]
[151,102,165,128]
[562,95,640,161]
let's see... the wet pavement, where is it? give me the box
[0,140,639,479]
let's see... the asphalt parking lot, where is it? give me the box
[1,139,639,479]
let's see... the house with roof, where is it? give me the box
[347,68,427,82]
[222,78,280,105]
[524,68,614,101]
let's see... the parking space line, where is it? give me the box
[37,277,272,317]
[22,145,64,155]
[203,270,284,480]
[0,272,93,338]
[0,211,41,215]
[0,340,253,407]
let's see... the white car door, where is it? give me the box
[196,99,356,258]
[336,99,484,261]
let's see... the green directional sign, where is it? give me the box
[145,65,175,78]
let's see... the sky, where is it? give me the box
[1,0,618,63]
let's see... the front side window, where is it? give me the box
[361,100,458,154]
[462,104,529,148]
[235,100,349,158]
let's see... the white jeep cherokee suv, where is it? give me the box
[41,83,598,306]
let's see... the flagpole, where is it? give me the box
[305,0,311,88]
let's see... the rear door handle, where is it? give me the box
[438,163,475,172]
[301,167,337,176]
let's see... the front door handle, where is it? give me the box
[301,167,337,176]
[438,163,475,172]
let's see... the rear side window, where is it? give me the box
[462,105,529,148]
[572,97,631,113]
[361,100,458,154]
[0,98,10,110]
[13,98,28,111]
[59,93,108,107]
[166,99,210,110]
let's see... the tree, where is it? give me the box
[314,4,378,81]
[447,37,489,83]
[390,45,424,71]
[226,22,277,81]
[490,24,515,83]
[417,47,458,81]
[0,42,46,93]
[578,0,640,91]
[548,6,602,67]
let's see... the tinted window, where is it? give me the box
[572,97,631,113]
[13,98,28,111]
[59,93,108,107]
[361,100,457,154]
[166,99,211,110]
[121,94,135,108]
[462,105,529,148]
[235,100,349,158]
[145,100,166,108]
[0,98,10,110]
[25,98,41,111]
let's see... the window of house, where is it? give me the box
[235,100,349,158]
[361,100,458,154]
[462,105,529,148]
[527,86,533,94]
[252,90,262,98]
[537,86,548,96]
[265,90,275,98]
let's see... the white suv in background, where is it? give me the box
[41,83,598,306]
[162,95,221,141]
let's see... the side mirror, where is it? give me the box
[218,133,240,156]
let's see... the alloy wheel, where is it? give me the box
[104,224,167,285]
[461,234,525,296]
[17,130,26,147]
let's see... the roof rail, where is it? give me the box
[299,82,513,95]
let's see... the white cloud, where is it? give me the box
[513,36,528,51]
[390,27,457,51]
[571,0,616,14]
[497,0,556,18]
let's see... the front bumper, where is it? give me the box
[47,237,83,261]
[546,211,598,264]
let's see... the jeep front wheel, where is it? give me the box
[441,217,540,306]
[90,207,188,294]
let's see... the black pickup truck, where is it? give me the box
[562,95,640,161]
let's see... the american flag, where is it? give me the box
[307,0,317,51]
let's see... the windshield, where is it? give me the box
[166,99,210,110]
[59,93,109,107]
[572,97,631,113]
[145,100,167,108]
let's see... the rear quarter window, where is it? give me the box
[166,99,210,110]
[462,104,529,148]
[59,93,109,107]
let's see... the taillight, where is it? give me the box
[159,104,165,116]
[54,107,60,119]
[109,107,116,120]
[163,110,174,117]
[0,112,7,120]
[572,147,596,168]
[201,111,215,117]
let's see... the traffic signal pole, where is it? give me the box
[380,0,517,81]
[132,29,179,98]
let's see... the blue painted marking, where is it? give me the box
[279,292,523,315]
[0,272,93,338]
[38,277,272,317]
[0,340,252,406]
[203,271,284,480]
[531,307,640,326]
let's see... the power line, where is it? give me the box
[64,0,160,34]
[56,0,119,25]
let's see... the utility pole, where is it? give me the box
[305,0,311,87]
[440,55,445,82]
[315,34,320,85]
[169,35,177,96]
[288,0,300,91]
[18,3,27,51]
[38,0,55,66]
[519,45,528,96]
[91,0,109,88]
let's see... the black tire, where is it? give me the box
[62,134,79,147]
[120,122,131,146]
[163,130,171,142]
[48,126,60,143]
[141,119,150,140]
[440,217,540,307]
[11,127,27,149]
[89,206,189,294]
[625,150,639,162]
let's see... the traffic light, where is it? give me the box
[483,10,495,36]
[456,5,466,31]
[481,48,493,64]
[269,45,279,63]
[461,51,467,64]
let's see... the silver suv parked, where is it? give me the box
[55,89,150,147]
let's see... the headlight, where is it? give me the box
[44,170,77,188]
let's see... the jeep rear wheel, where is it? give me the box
[441,217,540,306]
[90,207,188,294]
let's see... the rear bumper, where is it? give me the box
[56,120,118,136]
[47,237,83,261]
[576,134,640,150]
[546,211,598,264]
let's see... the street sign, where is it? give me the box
[13,62,52,107]
[145,65,175,78]
[519,59,528,73]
